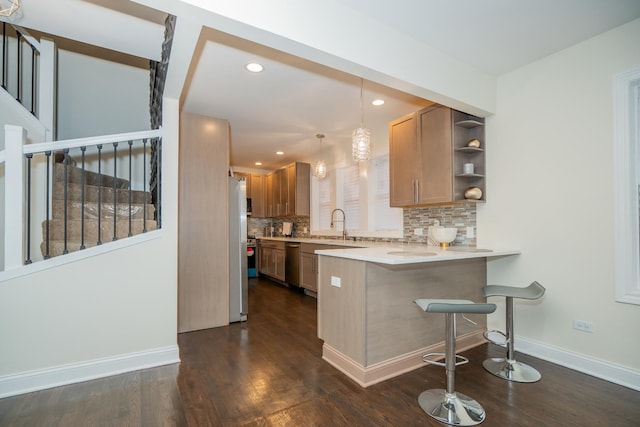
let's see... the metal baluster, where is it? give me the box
[25,154,33,264]
[30,44,36,115]
[63,149,69,255]
[44,151,51,259]
[2,22,7,89]
[143,138,147,232]
[97,144,102,245]
[157,137,162,229]
[80,146,86,250]
[112,142,118,241]
[128,140,133,237]
[16,31,21,103]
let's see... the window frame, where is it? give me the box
[613,66,640,305]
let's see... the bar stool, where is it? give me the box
[482,281,546,383]
[415,299,497,426]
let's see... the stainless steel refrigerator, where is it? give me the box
[229,177,248,322]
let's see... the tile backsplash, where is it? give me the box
[248,203,477,246]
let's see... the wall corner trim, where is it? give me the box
[0,345,180,398]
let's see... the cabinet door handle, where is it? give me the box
[415,180,419,203]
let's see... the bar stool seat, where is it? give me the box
[415,299,496,426]
[482,281,545,383]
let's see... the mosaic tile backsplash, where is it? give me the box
[248,202,477,247]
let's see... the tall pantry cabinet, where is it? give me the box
[178,112,231,333]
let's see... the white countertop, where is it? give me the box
[257,237,520,264]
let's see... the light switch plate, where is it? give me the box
[466,226,475,238]
[331,276,341,287]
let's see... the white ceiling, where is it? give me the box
[10,1,640,171]
[178,0,640,171]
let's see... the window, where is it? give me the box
[311,154,403,237]
[317,170,333,231]
[342,164,360,231]
[372,155,400,231]
[613,66,640,305]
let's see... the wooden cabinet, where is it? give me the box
[389,105,485,207]
[300,247,318,292]
[258,240,285,281]
[285,162,310,217]
[451,110,486,202]
[258,162,310,218]
[250,174,265,217]
[178,113,231,332]
[300,243,356,292]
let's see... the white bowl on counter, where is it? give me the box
[429,227,458,248]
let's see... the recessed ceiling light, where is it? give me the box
[255,162,262,166]
[372,99,385,106]
[276,151,284,156]
[246,62,264,73]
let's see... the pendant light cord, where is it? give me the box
[359,78,364,128]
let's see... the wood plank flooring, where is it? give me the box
[1,277,639,426]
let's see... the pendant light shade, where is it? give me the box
[352,78,371,162]
[0,0,21,17]
[314,133,327,180]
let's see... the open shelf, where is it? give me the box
[455,147,485,153]
[455,119,484,129]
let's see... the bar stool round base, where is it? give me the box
[418,389,486,426]
[483,358,541,383]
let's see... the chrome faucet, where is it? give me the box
[330,208,348,240]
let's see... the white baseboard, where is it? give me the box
[0,345,180,398]
[516,337,640,391]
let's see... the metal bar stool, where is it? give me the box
[482,281,546,383]
[415,299,497,426]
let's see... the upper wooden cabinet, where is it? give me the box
[250,174,265,217]
[285,162,310,217]
[251,162,310,218]
[389,105,485,207]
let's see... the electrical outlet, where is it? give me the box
[573,319,594,333]
[414,228,423,236]
[303,227,308,234]
[331,276,341,288]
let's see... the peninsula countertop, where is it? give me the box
[256,236,520,265]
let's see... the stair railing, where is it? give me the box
[1,21,56,140]
[2,125,162,271]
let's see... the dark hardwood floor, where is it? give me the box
[1,277,638,426]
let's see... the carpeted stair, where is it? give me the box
[41,161,157,257]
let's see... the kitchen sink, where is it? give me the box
[387,251,437,256]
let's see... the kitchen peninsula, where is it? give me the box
[315,245,520,387]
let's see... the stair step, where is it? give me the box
[51,199,155,220]
[54,163,130,189]
[53,182,151,204]
[42,218,158,242]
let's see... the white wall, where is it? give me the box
[57,50,150,139]
[480,19,640,375]
[0,37,175,396]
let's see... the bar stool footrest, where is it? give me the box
[422,352,469,367]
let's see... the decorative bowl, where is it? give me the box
[429,227,458,247]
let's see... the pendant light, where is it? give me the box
[0,0,21,17]
[314,133,327,180]
[352,77,371,162]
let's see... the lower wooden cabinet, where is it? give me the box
[300,243,358,292]
[258,240,285,282]
[300,250,318,292]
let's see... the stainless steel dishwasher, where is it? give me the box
[285,242,301,287]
